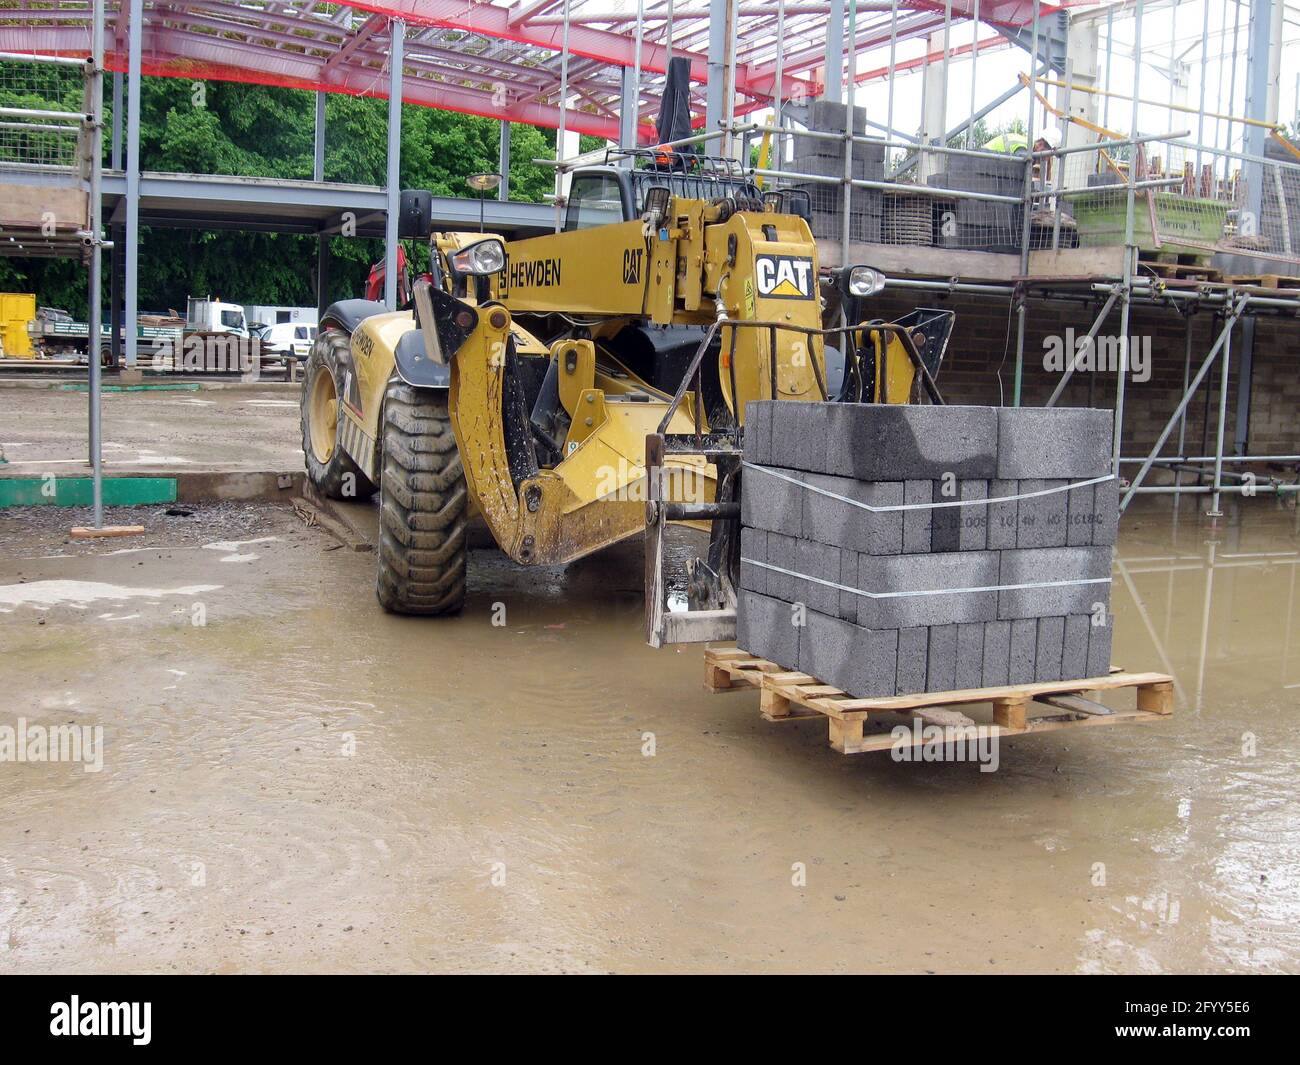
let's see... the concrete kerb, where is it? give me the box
[0,467,306,505]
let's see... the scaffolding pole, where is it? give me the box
[88,0,105,528]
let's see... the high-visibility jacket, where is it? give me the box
[982,132,1030,155]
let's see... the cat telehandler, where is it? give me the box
[299,147,952,645]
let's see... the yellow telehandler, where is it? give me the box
[299,148,951,644]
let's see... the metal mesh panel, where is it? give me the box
[0,122,80,169]
[766,142,1027,251]
[0,58,85,172]
[1051,137,1300,270]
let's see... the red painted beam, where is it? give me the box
[0,24,625,138]
[346,0,817,99]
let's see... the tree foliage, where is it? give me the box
[0,72,593,313]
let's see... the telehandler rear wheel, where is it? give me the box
[376,379,468,615]
[301,330,377,501]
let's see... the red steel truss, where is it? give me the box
[0,1,1069,141]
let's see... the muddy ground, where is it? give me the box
[0,497,1296,973]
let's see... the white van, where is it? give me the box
[263,322,317,360]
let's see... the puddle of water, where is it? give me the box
[0,580,221,608]
[0,499,1296,973]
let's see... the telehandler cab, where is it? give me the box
[299,147,952,644]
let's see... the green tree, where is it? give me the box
[0,70,592,312]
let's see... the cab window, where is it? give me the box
[564,174,625,231]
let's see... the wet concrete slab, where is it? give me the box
[0,383,302,475]
[0,497,1297,973]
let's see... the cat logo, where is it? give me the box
[754,254,814,299]
[622,246,643,285]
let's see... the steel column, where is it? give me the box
[619,63,636,150]
[706,0,727,139]
[110,69,122,170]
[314,91,326,182]
[384,18,404,311]
[88,0,105,528]
[824,0,844,102]
[124,0,143,370]
[499,121,511,200]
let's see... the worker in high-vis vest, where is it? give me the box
[983,127,1070,228]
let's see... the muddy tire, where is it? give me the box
[376,379,468,615]
[301,330,378,501]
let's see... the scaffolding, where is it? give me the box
[0,22,106,526]
[3,0,1300,528]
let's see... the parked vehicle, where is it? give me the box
[186,297,248,336]
[262,321,317,360]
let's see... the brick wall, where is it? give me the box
[867,290,1298,458]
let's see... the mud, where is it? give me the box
[0,497,1296,973]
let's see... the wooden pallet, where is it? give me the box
[704,647,1174,755]
[1223,273,1300,291]
[1137,261,1222,282]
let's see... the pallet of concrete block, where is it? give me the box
[737,402,1125,703]
[703,647,1174,755]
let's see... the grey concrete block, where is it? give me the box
[998,546,1112,620]
[996,407,1113,479]
[838,549,859,623]
[1061,614,1090,682]
[1086,613,1113,679]
[765,533,798,602]
[739,526,767,596]
[959,480,989,550]
[982,620,1011,688]
[1065,479,1095,547]
[769,399,830,473]
[1092,475,1120,546]
[802,474,903,554]
[1009,618,1037,684]
[856,550,1000,629]
[896,627,928,695]
[1035,616,1065,682]
[799,610,898,698]
[988,478,1019,549]
[743,400,772,467]
[795,538,840,617]
[926,624,958,693]
[903,479,933,553]
[930,480,962,552]
[1016,479,1068,548]
[955,622,986,689]
[737,591,799,671]
[741,463,804,536]
[826,404,999,480]
[1065,476,1120,547]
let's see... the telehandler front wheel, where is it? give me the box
[301,330,377,501]
[376,379,468,615]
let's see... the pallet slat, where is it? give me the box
[704,647,1175,755]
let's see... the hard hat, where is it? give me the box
[1038,126,1062,150]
